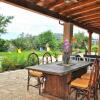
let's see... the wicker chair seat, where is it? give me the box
[71,78,90,88]
[29,70,43,77]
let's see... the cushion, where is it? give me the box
[70,78,90,88]
[29,70,43,77]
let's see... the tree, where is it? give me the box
[38,30,58,50]
[92,45,98,55]
[0,15,13,35]
[73,32,88,49]
[0,39,10,51]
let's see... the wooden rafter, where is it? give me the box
[60,0,98,14]
[80,17,100,23]
[63,5,100,16]
[26,0,40,3]
[74,12,100,20]
[70,9,100,19]
[78,16,100,22]
[49,0,65,9]
[37,0,56,7]
[2,0,100,34]
[83,21,100,25]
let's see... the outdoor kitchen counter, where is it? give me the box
[26,61,92,100]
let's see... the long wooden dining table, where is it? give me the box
[26,61,92,100]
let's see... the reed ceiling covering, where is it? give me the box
[3,0,100,33]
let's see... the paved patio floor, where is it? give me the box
[0,69,50,100]
[0,69,99,100]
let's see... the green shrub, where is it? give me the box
[92,46,98,55]
[1,57,15,71]
[1,51,29,72]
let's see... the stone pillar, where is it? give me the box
[88,31,92,55]
[63,22,73,43]
[98,34,100,55]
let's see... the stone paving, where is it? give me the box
[0,69,100,100]
[0,69,49,100]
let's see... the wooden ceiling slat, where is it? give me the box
[89,23,100,25]
[80,17,100,22]
[26,0,40,3]
[3,0,100,33]
[88,24,100,28]
[83,21,100,25]
[63,5,100,16]
[37,0,56,7]
[60,0,98,14]
[67,8,100,21]
[77,16,100,22]
[74,12,100,20]
[48,0,64,9]
[92,25,100,27]
[70,9,100,19]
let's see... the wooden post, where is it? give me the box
[63,22,73,43]
[98,34,100,55]
[88,31,92,55]
[63,22,73,54]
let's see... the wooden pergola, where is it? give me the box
[1,0,100,55]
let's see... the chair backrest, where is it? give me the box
[42,52,52,64]
[70,55,83,61]
[27,53,39,66]
[84,55,98,62]
[89,59,99,88]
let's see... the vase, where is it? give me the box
[62,51,70,64]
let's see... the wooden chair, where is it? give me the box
[42,52,52,64]
[27,53,43,94]
[69,59,99,100]
[81,59,100,90]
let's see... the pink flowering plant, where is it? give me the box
[63,39,71,64]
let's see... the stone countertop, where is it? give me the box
[26,61,92,76]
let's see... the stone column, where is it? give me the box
[98,34,100,55]
[88,31,92,55]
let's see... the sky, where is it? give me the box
[0,2,99,40]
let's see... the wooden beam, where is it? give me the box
[63,23,73,43]
[3,0,100,33]
[63,5,100,16]
[37,0,56,7]
[90,25,100,27]
[74,12,100,20]
[88,32,92,54]
[91,23,100,26]
[57,0,97,13]
[60,0,98,14]
[78,16,100,22]
[48,0,64,9]
[80,17,100,23]
[98,34,100,55]
[85,24,100,29]
[26,0,40,3]
[70,9,100,19]
[82,20,100,24]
